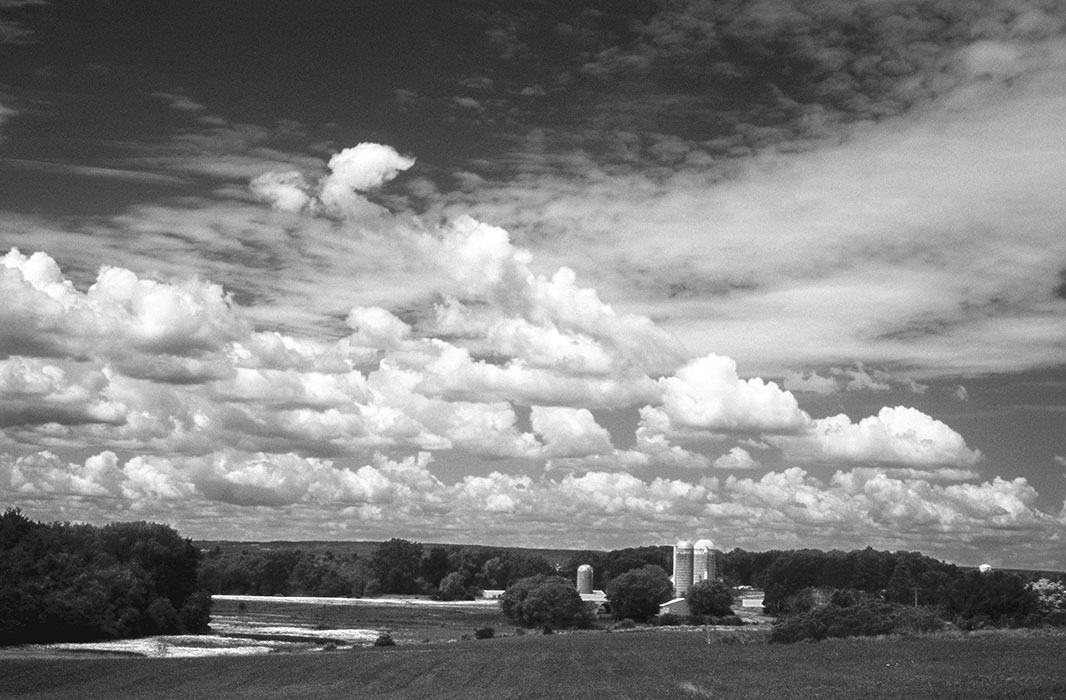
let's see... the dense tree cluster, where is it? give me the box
[718,547,960,614]
[198,539,558,600]
[0,508,211,646]
[685,579,735,618]
[560,546,670,592]
[498,575,594,630]
[198,546,367,597]
[605,565,674,622]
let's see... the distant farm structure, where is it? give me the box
[672,538,719,596]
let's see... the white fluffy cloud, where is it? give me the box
[252,142,415,217]
[7,448,1063,567]
[530,405,614,457]
[1,249,246,362]
[713,446,761,470]
[806,407,982,467]
[319,143,416,213]
[656,354,810,433]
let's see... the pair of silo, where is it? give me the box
[672,539,717,595]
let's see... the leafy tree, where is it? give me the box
[178,590,213,633]
[435,571,469,601]
[1031,578,1066,618]
[685,579,735,618]
[499,575,592,628]
[421,547,452,589]
[944,570,1037,625]
[367,538,424,594]
[606,565,673,622]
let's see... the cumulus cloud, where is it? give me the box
[530,405,614,458]
[252,142,415,217]
[712,446,761,470]
[787,407,982,467]
[7,447,1063,566]
[656,354,809,433]
[0,358,126,427]
[249,170,313,213]
[1,249,246,362]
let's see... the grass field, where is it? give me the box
[4,627,1066,699]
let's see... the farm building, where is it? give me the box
[659,597,690,617]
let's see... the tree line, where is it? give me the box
[0,508,211,646]
[197,538,562,600]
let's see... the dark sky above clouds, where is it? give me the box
[2,0,1066,568]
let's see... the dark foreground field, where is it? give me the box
[3,629,1066,700]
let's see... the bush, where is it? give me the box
[770,599,943,644]
[711,615,744,626]
[611,618,636,630]
[657,613,683,626]
[373,633,396,647]
[473,627,494,639]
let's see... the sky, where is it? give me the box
[1,0,1065,569]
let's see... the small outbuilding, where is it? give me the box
[659,597,690,617]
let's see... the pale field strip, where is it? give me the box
[32,635,285,658]
[213,594,499,608]
[210,614,381,643]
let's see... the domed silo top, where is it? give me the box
[578,564,593,572]
[693,539,715,550]
[675,539,693,549]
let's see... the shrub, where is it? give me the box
[373,633,396,647]
[770,599,943,644]
[473,627,495,639]
[711,615,744,626]
[657,613,683,626]
[611,618,636,630]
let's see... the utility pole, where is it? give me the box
[911,587,922,607]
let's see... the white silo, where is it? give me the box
[577,564,594,594]
[693,539,717,583]
[673,539,694,595]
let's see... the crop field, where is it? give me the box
[3,622,1066,699]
